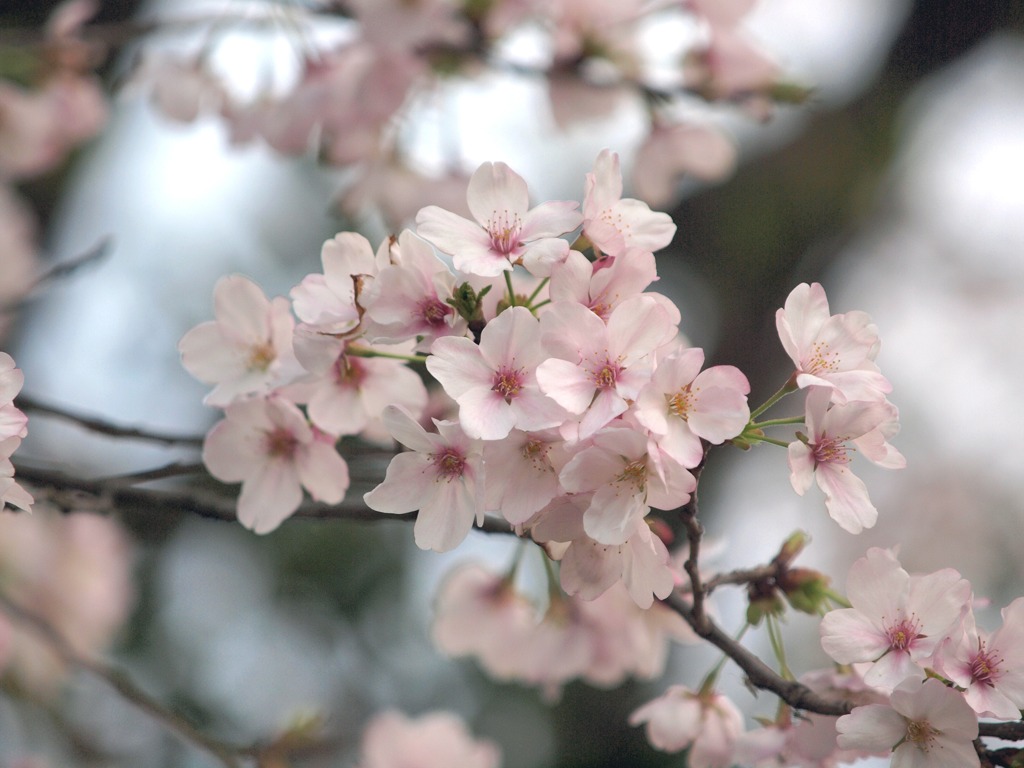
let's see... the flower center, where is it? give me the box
[805,341,840,376]
[334,355,367,388]
[432,448,466,481]
[418,298,451,327]
[812,436,851,465]
[492,367,524,402]
[487,210,523,256]
[970,643,1001,687]
[590,356,621,390]
[884,615,921,652]
[264,427,299,459]
[904,719,937,751]
[668,387,697,419]
[248,341,276,371]
[615,458,647,491]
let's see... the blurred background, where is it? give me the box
[2,0,1024,766]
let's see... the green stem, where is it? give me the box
[744,435,791,448]
[750,416,805,429]
[526,277,550,308]
[749,378,798,421]
[698,623,750,695]
[823,588,852,609]
[346,345,428,364]
[504,271,517,307]
[766,614,794,681]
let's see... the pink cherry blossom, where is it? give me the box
[633,122,737,207]
[558,425,695,545]
[532,495,674,608]
[776,282,892,404]
[415,161,582,277]
[357,710,500,768]
[290,232,382,339]
[431,562,539,676]
[629,686,745,767]
[536,295,676,440]
[788,387,905,534]
[0,507,133,695]
[836,677,979,768]
[582,149,676,257]
[1,437,33,513]
[427,306,567,440]
[202,395,349,534]
[363,405,484,552]
[482,429,566,525]
[360,229,469,350]
[128,51,227,124]
[549,247,667,322]
[285,344,428,444]
[937,597,1024,719]
[635,346,750,468]
[0,352,28,441]
[820,548,971,691]
[178,275,302,407]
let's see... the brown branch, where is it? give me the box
[664,591,853,717]
[0,591,248,767]
[679,443,712,633]
[17,394,206,447]
[10,460,516,535]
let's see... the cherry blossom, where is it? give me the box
[634,346,750,469]
[536,295,676,440]
[290,232,383,340]
[416,161,582,277]
[427,306,567,440]
[0,508,133,695]
[633,122,738,207]
[0,438,33,513]
[363,405,484,552]
[0,352,28,441]
[179,275,302,407]
[431,562,539,676]
[548,247,665,322]
[819,548,972,691]
[202,395,349,534]
[284,343,428,444]
[558,425,695,545]
[836,677,980,768]
[776,282,892,404]
[629,685,745,767]
[582,149,676,257]
[788,386,905,534]
[482,429,566,525]
[532,496,674,607]
[937,596,1024,719]
[360,229,469,350]
[357,710,500,768]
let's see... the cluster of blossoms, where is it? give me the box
[181,151,1024,766]
[181,149,756,605]
[632,547,1024,767]
[126,0,794,225]
[0,1,109,336]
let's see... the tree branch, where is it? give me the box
[664,591,853,717]
[17,394,205,447]
[0,591,248,767]
[10,460,516,535]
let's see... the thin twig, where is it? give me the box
[16,394,205,447]
[0,591,248,768]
